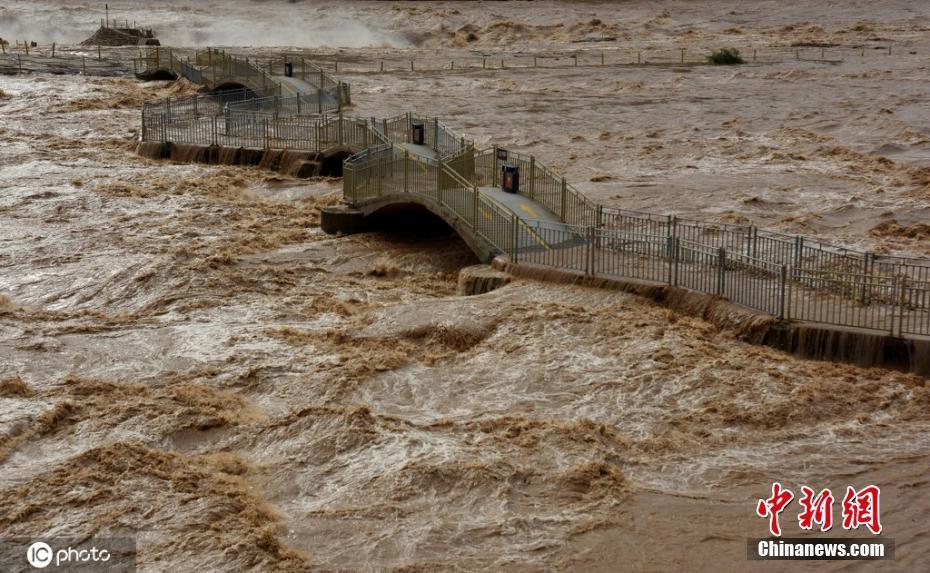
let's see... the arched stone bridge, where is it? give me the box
[135,48,930,354]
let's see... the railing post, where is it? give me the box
[779,265,788,319]
[211,115,217,146]
[717,247,726,295]
[889,275,898,336]
[337,111,344,145]
[473,187,479,229]
[493,146,499,187]
[406,112,412,142]
[794,235,804,278]
[861,252,872,304]
[377,153,383,197]
[141,107,147,141]
[667,236,676,285]
[560,177,567,221]
[433,118,439,152]
[898,275,908,337]
[437,158,444,205]
[511,214,519,263]
[404,150,410,193]
[586,225,596,275]
[528,155,536,199]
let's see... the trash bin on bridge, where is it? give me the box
[501,164,519,193]
[284,62,293,77]
[411,121,425,145]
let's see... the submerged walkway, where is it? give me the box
[133,47,930,346]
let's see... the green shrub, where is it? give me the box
[707,48,744,65]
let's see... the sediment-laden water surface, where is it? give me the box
[2,1,930,571]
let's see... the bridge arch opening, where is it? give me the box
[139,69,177,81]
[208,83,257,105]
[320,147,355,178]
[365,203,479,265]
[367,203,454,236]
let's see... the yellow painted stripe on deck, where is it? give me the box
[517,219,552,252]
[478,193,551,251]
[519,203,539,218]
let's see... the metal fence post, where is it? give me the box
[560,177,567,221]
[586,225,595,275]
[337,111,344,145]
[667,236,677,285]
[793,235,804,280]
[493,146,499,187]
[377,153,383,196]
[437,158,444,205]
[889,275,898,336]
[473,187,479,229]
[511,214,519,262]
[211,115,217,146]
[896,275,908,337]
[861,252,872,304]
[779,265,788,319]
[717,247,726,295]
[404,150,409,193]
[529,155,536,199]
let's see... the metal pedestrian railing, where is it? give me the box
[342,138,930,338]
[137,48,350,141]
[132,47,930,338]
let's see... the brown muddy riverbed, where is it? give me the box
[2,1,930,571]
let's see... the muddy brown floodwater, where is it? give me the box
[2,1,930,572]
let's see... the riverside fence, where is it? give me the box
[311,44,902,75]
